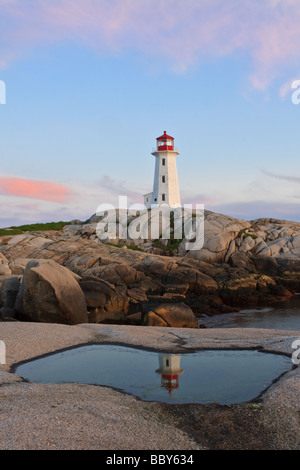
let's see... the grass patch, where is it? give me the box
[0,228,24,236]
[104,242,124,248]
[245,233,258,239]
[153,238,182,253]
[238,229,257,240]
[0,221,71,237]
[127,245,144,252]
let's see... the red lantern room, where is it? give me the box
[161,373,180,395]
[156,131,174,151]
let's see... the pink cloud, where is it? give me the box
[1,1,300,89]
[0,176,71,203]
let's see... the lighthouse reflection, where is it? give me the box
[156,354,183,395]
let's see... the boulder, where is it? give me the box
[83,263,144,285]
[143,302,199,328]
[0,265,12,276]
[276,257,300,273]
[79,278,116,300]
[239,236,256,253]
[127,287,148,302]
[230,252,252,269]
[165,266,217,294]
[220,276,260,306]
[127,312,142,325]
[103,285,129,314]
[78,277,131,321]
[88,308,127,324]
[0,276,20,318]
[8,258,29,275]
[251,256,279,276]
[15,259,88,325]
[185,211,250,263]
[224,239,236,262]
[0,253,11,276]
[144,310,168,327]
[268,238,289,256]
[253,241,272,257]
[291,234,300,249]
[84,291,107,308]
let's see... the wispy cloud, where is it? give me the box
[98,175,141,204]
[0,176,71,203]
[262,169,300,184]
[209,200,300,222]
[1,1,300,89]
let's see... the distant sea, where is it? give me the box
[199,295,300,331]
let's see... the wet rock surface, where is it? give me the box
[0,323,299,450]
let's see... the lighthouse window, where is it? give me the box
[162,176,165,183]
[162,159,165,166]
[162,194,166,202]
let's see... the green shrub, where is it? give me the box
[0,221,71,237]
[0,228,23,236]
[238,229,257,240]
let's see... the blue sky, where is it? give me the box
[0,0,300,227]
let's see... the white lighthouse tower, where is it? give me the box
[144,131,181,209]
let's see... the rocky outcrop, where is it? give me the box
[0,276,21,319]
[64,211,300,264]
[15,260,88,325]
[78,277,129,324]
[1,211,300,326]
[0,253,11,276]
[185,211,250,263]
[143,302,199,328]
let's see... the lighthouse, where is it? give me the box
[156,354,183,395]
[144,131,181,209]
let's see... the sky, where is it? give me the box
[0,0,300,227]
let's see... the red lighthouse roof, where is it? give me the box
[157,131,174,141]
[161,374,179,394]
[156,131,174,151]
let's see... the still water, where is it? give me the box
[199,296,300,330]
[15,345,292,405]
